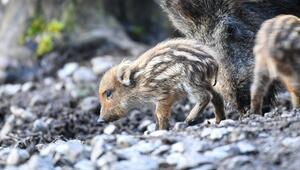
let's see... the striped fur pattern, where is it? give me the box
[251,15,300,114]
[98,38,226,129]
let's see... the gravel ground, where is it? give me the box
[0,53,300,170]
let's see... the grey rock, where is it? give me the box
[57,62,79,79]
[138,120,153,132]
[111,156,158,170]
[0,84,21,96]
[79,96,99,112]
[171,142,185,153]
[148,130,168,137]
[191,164,217,170]
[152,145,170,155]
[0,115,15,138]
[201,128,230,140]
[21,82,34,92]
[116,135,138,148]
[10,106,35,122]
[282,137,300,149]
[91,137,112,162]
[6,148,29,165]
[219,156,253,170]
[173,122,188,131]
[133,140,159,154]
[104,124,117,135]
[237,142,257,154]
[91,56,115,75]
[146,123,156,133]
[115,147,142,160]
[25,155,54,170]
[167,152,214,169]
[204,144,239,160]
[0,147,11,164]
[49,140,86,163]
[96,151,117,167]
[218,119,236,127]
[75,159,95,170]
[33,119,47,132]
[73,67,97,83]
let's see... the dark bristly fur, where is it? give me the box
[160,0,300,115]
[251,15,300,114]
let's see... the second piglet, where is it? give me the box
[98,38,226,130]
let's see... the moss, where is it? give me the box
[36,34,54,56]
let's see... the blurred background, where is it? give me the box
[0,0,176,84]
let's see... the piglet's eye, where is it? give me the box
[104,90,112,98]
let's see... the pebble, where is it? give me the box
[75,159,95,170]
[138,120,153,132]
[148,130,168,137]
[73,67,97,83]
[91,56,115,75]
[204,144,239,160]
[91,137,112,162]
[32,119,47,132]
[0,84,21,96]
[237,142,257,154]
[6,149,30,165]
[201,128,229,140]
[104,124,117,135]
[282,137,300,148]
[21,82,34,92]
[54,140,86,163]
[116,135,138,148]
[10,106,35,122]
[152,145,170,155]
[57,62,79,79]
[24,155,54,170]
[173,122,188,130]
[0,115,15,138]
[171,142,185,153]
[111,156,158,170]
[96,151,118,167]
[79,96,99,112]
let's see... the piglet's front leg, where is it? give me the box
[155,96,175,130]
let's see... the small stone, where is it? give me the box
[55,140,86,163]
[220,155,252,170]
[75,159,95,170]
[191,164,217,170]
[25,155,54,170]
[173,122,188,130]
[10,106,35,122]
[201,128,229,140]
[6,149,30,165]
[171,142,185,153]
[218,119,236,126]
[204,144,239,160]
[0,148,11,163]
[104,124,117,135]
[21,82,34,92]
[282,137,300,148]
[152,145,170,155]
[57,62,79,79]
[0,84,21,96]
[111,156,158,170]
[115,147,142,160]
[138,120,153,132]
[33,119,47,132]
[134,140,158,154]
[144,123,156,135]
[79,96,99,112]
[116,135,138,148]
[148,130,168,137]
[0,115,15,138]
[96,152,117,167]
[237,142,257,154]
[73,67,97,83]
[91,137,112,162]
[91,56,115,75]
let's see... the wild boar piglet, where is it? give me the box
[98,38,226,130]
[251,15,300,115]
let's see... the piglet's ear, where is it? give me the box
[116,60,136,87]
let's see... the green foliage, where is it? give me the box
[36,34,54,56]
[23,17,65,57]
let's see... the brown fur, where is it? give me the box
[98,38,226,130]
[251,15,300,114]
